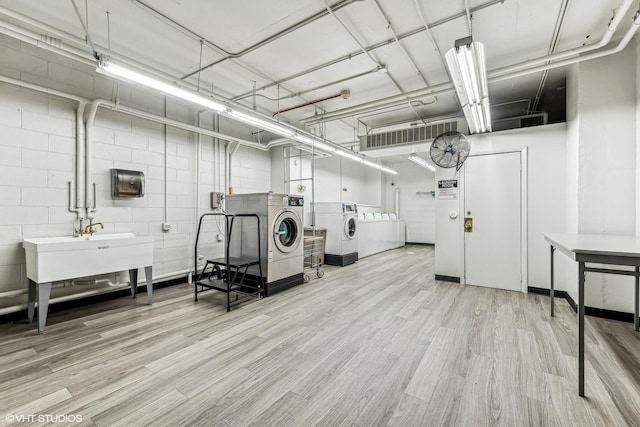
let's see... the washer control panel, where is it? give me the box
[288,196,304,206]
[342,203,357,213]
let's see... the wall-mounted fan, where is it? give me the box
[429,131,471,170]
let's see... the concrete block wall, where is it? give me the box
[0,34,272,314]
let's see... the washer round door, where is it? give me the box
[272,209,302,253]
[344,216,357,239]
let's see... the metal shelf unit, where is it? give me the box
[194,213,264,312]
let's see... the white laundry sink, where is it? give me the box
[23,233,154,283]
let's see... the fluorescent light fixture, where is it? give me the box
[226,110,296,138]
[380,166,398,175]
[293,134,334,153]
[362,159,399,175]
[297,135,398,174]
[445,37,491,134]
[96,57,399,175]
[335,149,364,162]
[408,153,436,172]
[97,57,226,112]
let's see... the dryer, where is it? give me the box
[312,202,358,266]
[225,193,304,296]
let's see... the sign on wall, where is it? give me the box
[438,179,458,199]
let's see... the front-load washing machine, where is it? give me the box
[312,202,358,266]
[225,193,304,296]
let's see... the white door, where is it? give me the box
[463,151,522,291]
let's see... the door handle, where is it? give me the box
[464,218,473,232]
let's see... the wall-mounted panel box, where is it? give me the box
[211,191,223,209]
[111,169,145,198]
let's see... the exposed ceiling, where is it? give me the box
[0,0,635,159]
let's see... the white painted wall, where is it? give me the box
[562,42,637,312]
[277,147,384,226]
[637,36,640,238]
[434,124,567,289]
[383,163,436,243]
[0,33,271,313]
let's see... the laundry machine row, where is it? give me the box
[225,193,305,296]
[311,202,358,266]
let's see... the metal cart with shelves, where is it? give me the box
[193,212,264,311]
[303,227,325,282]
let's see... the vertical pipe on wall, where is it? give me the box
[85,99,102,219]
[215,140,219,194]
[395,187,400,218]
[163,98,168,224]
[71,102,87,218]
[224,141,229,196]
[227,142,239,194]
[196,110,205,226]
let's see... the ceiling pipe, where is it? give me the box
[302,7,640,126]
[234,66,380,102]
[324,0,380,68]
[232,0,505,100]
[302,81,455,126]
[491,9,640,81]
[493,112,548,125]
[322,0,404,93]
[371,0,432,89]
[413,0,448,75]
[492,0,634,78]
[529,0,571,114]
[70,0,98,58]
[273,92,345,117]
[177,0,364,80]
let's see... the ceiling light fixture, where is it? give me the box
[226,109,296,138]
[96,56,226,112]
[96,57,398,174]
[292,135,333,153]
[408,153,436,172]
[444,37,491,134]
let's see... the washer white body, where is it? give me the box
[312,202,358,266]
[225,193,304,294]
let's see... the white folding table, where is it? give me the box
[544,233,640,397]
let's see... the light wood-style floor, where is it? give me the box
[2,245,640,426]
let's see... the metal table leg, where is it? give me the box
[578,261,585,397]
[550,245,555,317]
[635,266,639,332]
[37,282,52,335]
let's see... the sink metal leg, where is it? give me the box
[129,268,138,298]
[27,280,36,323]
[38,282,52,335]
[145,266,153,305]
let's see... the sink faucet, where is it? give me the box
[75,218,86,236]
[83,220,104,236]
